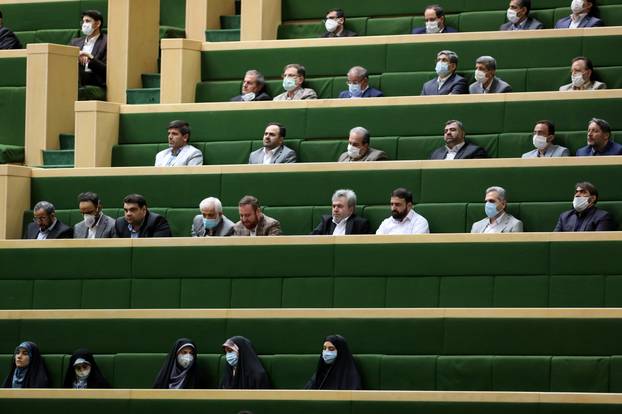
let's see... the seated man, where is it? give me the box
[559,56,606,91]
[154,120,203,166]
[412,4,458,34]
[0,10,22,49]
[69,10,107,91]
[500,0,544,30]
[24,201,73,239]
[469,56,512,94]
[115,194,172,238]
[376,188,429,235]
[73,192,116,238]
[322,8,357,37]
[233,195,281,236]
[338,66,383,98]
[337,127,388,162]
[230,70,272,102]
[554,181,616,231]
[311,189,370,235]
[522,120,570,158]
[555,0,603,28]
[191,197,235,237]
[430,120,488,160]
[248,122,297,164]
[576,118,622,156]
[471,186,523,233]
[421,50,468,95]
[273,64,317,101]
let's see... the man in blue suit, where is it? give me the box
[338,66,384,99]
[412,5,458,34]
[421,50,468,95]
[555,0,603,28]
[576,118,622,156]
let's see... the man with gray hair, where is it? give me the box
[338,66,384,98]
[421,50,468,95]
[430,120,488,160]
[191,197,235,237]
[230,70,272,102]
[24,201,73,239]
[471,186,523,233]
[338,127,388,162]
[311,189,371,235]
[576,118,622,156]
[469,56,512,94]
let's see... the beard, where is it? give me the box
[391,209,407,221]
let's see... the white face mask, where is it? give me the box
[571,73,586,88]
[325,18,339,32]
[83,213,97,228]
[533,134,549,150]
[75,366,91,379]
[425,20,440,33]
[282,77,297,92]
[241,92,256,102]
[347,144,361,159]
[474,69,487,84]
[506,9,520,24]
[571,0,584,14]
[177,353,194,369]
[82,22,94,36]
[573,196,590,212]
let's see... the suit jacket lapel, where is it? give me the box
[345,216,354,235]
[272,146,284,164]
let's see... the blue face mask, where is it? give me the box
[225,352,238,367]
[203,218,219,229]
[485,202,499,218]
[322,350,338,364]
[435,61,450,77]
[348,83,362,97]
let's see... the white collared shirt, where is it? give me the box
[86,214,103,239]
[332,215,350,235]
[445,141,465,160]
[569,13,587,28]
[81,33,99,72]
[483,212,506,233]
[376,209,430,235]
[37,219,58,240]
[262,146,280,164]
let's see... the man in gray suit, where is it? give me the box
[421,50,468,96]
[73,192,116,238]
[471,186,523,233]
[469,56,512,94]
[248,122,297,164]
[522,120,570,158]
[233,195,282,236]
[338,127,388,162]
[500,0,544,31]
[559,56,607,91]
[430,120,488,160]
[191,197,235,237]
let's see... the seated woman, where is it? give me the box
[63,349,110,389]
[305,334,362,390]
[153,338,200,389]
[220,336,271,389]
[2,341,49,388]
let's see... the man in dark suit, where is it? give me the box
[555,0,603,28]
[576,118,622,156]
[500,0,545,31]
[322,8,357,38]
[430,120,488,160]
[115,194,172,238]
[0,10,22,49]
[554,182,616,231]
[24,201,73,239]
[230,70,272,102]
[412,5,458,34]
[338,66,384,99]
[469,56,512,94]
[311,189,371,235]
[421,50,468,95]
[69,10,107,88]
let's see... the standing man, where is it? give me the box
[337,127,388,162]
[73,192,116,238]
[154,120,203,166]
[230,70,272,102]
[421,50,468,95]
[554,182,616,231]
[24,201,73,239]
[471,186,523,233]
[500,0,544,30]
[576,118,622,156]
[233,195,281,236]
[191,197,235,237]
[311,189,370,235]
[430,120,488,160]
[115,194,172,238]
[412,5,458,34]
[522,120,569,158]
[0,10,22,49]
[248,122,297,164]
[376,188,429,234]
[69,10,107,89]
[322,8,357,37]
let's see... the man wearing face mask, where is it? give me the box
[338,66,383,99]
[191,197,235,237]
[576,118,622,156]
[421,50,468,95]
[24,201,73,239]
[338,127,388,162]
[233,195,281,236]
[412,5,458,34]
[559,57,606,91]
[69,10,107,89]
[311,189,370,235]
[554,182,616,231]
[500,0,544,31]
[376,188,429,235]
[230,70,272,102]
[555,0,603,28]
[430,120,488,160]
[273,64,317,101]
[522,120,570,158]
[322,9,357,37]
[469,56,512,94]
[248,122,297,164]
[73,192,116,238]
[471,186,523,233]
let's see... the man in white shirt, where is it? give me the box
[311,189,371,235]
[154,120,203,167]
[376,188,430,234]
[73,192,116,238]
[471,186,523,233]
[248,122,297,164]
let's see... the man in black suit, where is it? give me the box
[311,189,370,235]
[0,10,22,50]
[430,120,488,160]
[554,182,617,232]
[69,10,107,88]
[115,194,172,238]
[412,5,458,34]
[24,201,73,239]
[420,50,468,95]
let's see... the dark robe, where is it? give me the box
[63,348,110,389]
[2,341,50,388]
[305,334,362,390]
[220,336,271,389]
[153,338,200,389]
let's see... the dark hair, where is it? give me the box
[266,122,286,139]
[81,10,104,25]
[78,192,100,206]
[284,63,306,78]
[571,56,595,81]
[392,188,413,204]
[589,117,611,137]
[516,0,532,13]
[575,181,599,201]
[239,195,260,210]
[168,120,191,140]
[535,120,555,136]
[425,4,445,18]
[326,8,345,19]
[123,194,147,208]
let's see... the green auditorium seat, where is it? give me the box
[366,17,413,36]
[458,11,506,32]
[493,356,552,391]
[551,356,610,392]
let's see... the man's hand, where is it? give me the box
[79,51,93,65]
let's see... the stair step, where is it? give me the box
[59,133,75,150]
[220,15,240,29]
[38,164,75,169]
[42,149,74,166]
[205,29,240,42]
[141,73,161,89]
[126,88,160,105]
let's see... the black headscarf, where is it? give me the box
[2,341,50,388]
[219,336,271,389]
[62,348,110,389]
[153,338,200,389]
[304,334,362,390]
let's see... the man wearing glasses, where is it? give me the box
[25,201,73,239]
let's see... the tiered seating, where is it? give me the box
[0,52,25,163]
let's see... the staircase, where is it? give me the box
[126,73,161,105]
[206,14,240,42]
[41,133,74,168]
